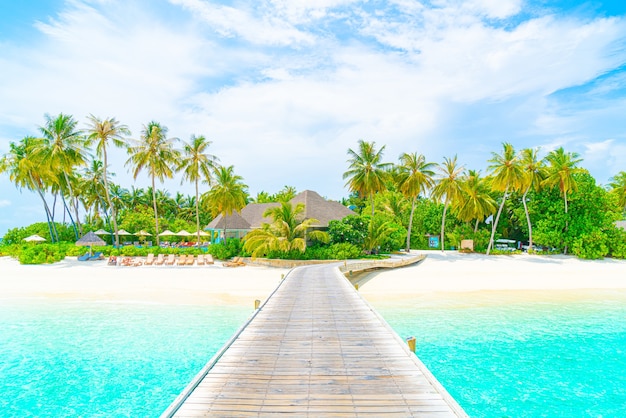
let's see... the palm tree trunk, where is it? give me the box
[33,179,57,243]
[522,186,533,252]
[563,190,569,254]
[61,194,79,240]
[63,172,81,238]
[406,197,416,252]
[152,175,160,246]
[370,195,375,217]
[487,188,508,255]
[440,201,448,252]
[102,147,120,247]
[195,179,201,246]
[474,219,479,233]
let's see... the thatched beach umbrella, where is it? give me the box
[158,229,176,236]
[76,231,106,255]
[117,229,132,236]
[23,234,46,243]
[135,230,152,237]
[176,230,192,236]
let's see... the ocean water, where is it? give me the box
[370,290,626,418]
[2,291,626,417]
[0,300,251,417]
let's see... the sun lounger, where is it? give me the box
[88,252,104,261]
[144,253,155,265]
[107,256,117,266]
[177,255,187,266]
[205,254,214,265]
[186,255,195,266]
[223,256,245,267]
[165,254,176,265]
[196,254,205,265]
[154,254,165,265]
[78,252,91,261]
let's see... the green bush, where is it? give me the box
[571,231,609,260]
[206,239,241,260]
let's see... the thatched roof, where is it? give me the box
[291,190,355,227]
[206,211,251,230]
[205,190,355,232]
[76,231,106,246]
[241,202,279,228]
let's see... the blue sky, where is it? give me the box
[1,0,625,236]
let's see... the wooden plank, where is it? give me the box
[163,264,468,417]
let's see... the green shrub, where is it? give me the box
[207,239,241,260]
[571,231,609,260]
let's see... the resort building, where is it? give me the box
[205,190,355,241]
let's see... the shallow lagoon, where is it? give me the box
[2,289,626,417]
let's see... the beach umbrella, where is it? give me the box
[135,230,152,236]
[93,229,111,235]
[117,229,132,236]
[194,230,210,236]
[23,234,46,242]
[158,229,176,236]
[76,231,106,256]
[176,230,192,236]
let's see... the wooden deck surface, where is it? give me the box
[163,264,467,417]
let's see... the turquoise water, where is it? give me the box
[0,300,250,417]
[2,291,626,417]
[370,290,626,417]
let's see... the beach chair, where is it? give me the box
[186,255,195,266]
[164,254,176,265]
[144,253,155,265]
[78,252,91,261]
[177,255,187,266]
[196,254,205,266]
[154,254,165,265]
[205,254,214,265]
[89,252,104,261]
[107,256,117,266]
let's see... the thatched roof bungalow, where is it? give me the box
[206,190,355,242]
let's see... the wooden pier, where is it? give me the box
[163,263,467,417]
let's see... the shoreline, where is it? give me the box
[2,251,626,306]
[358,251,626,303]
[0,256,289,307]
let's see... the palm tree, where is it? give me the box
[396,152,435,251]
[243,201,329,257]
[126,121,180,246]
[485,143,524,255]
[179,135,219,245]
[519,148,545,252]
[205,165,248,239]
[542,147,583,254]
[0,136,58,241]
[79,159,109,224]
[85,115,130,246]
[455,170,497,232]
[609,171,626,214]
[38,113,87,237]
[344,140,392,217]
[432,156,464,251]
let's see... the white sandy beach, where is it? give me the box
[359,251,626,303]
[0,256,289,306]
[2,252,625,306]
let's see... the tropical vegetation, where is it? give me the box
[1,113,625,263]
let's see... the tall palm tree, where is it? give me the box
[243,201,329,257]
[396,152,435,251]
[178,135,219,245]
[519,148,545,251]
[79,159,109,224]
[609,171,626,214]
[38,113,87,237]
[126,121,180,246]
[343,140,392,217]
[0,136,58,241]
[485,143,524,255]
[455,170,497,232]
[542,147,583,254]
[205,165,248,239]
[432,156,464,251]
[85,115,130,246]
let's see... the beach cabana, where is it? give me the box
[23,234,46,243]
[76,231,106,256]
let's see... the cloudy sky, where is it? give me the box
[1,0,625,236]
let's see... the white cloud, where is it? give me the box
[0,199,10,208]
